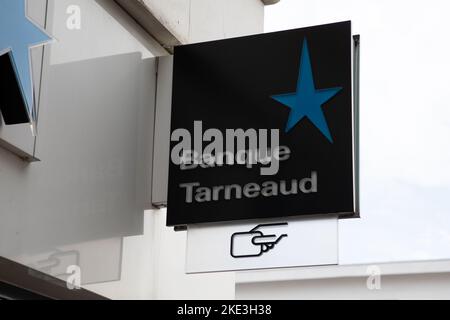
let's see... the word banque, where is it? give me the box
[171,121,288,176]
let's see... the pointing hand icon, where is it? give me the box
[230,223,288,258]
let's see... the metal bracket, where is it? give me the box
[353,34,361,217]
[0,135,39,162]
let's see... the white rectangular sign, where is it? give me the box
[186,216,338,274]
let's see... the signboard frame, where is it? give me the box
[167,21,360,227]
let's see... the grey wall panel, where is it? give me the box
[0,0,162,286]
[151,55,173,207]
[0,52,156,261]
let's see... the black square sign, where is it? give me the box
[0,52,31,125]
[167,21,356,226]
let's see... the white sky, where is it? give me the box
[265,0,450,264]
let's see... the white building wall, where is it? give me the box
[0,0,264,300]
[140,0,264,43]
[1,0,162,298]
[236,261,450,300]
[84,0,265,300]
[3,0,450,301]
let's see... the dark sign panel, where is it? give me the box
[167,21,356,226]
[0,52,31,125]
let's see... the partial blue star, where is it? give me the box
[0,0,52,119]
[271,39,342,143]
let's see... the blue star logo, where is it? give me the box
[0,0,52,121]
[271,39,342,143]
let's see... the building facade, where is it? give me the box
[1,0,450,300]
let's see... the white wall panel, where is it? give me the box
[0,0,163,286]
[48,0,166,65]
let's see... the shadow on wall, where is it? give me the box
[0,52,157,285]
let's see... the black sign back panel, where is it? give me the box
[0,52,31,125]
[168,21,355,226]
